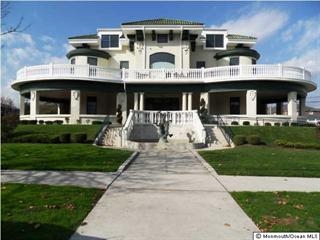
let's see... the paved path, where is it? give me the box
[70,150,258,240]
[218,175,320,192]
[1,170,116,189]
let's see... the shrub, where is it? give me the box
[45,121,53,125]
[274,139,287,146]
[92,121,103,125]
[243,121,250,126]
[13,134,50,143]
[233,135,247,146]
[282,122,289,127]
[39,120,45,125]
[285,142,295,148]
[291,122,299,127]
[53,120,63,125]
[264,122,272,126]
[274,122,281,127]
[73,133,87,143]
[29,120,37,125]
[246,135,261,145]
[19,120,29,125]
[231,121,239,125]
[50,136,60,143]
[60,133,71,143]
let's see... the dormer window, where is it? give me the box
[206,34,224,48]
[157,34,168,43]
[101,34,119,48]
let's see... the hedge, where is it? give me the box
[60,133,71,143]
[264,122,272,126]
[233,135,247,146]
[73,133,87,143]
[92,121,103,125]
[274,139,320,150]
[12,134,50,143]
[231,121,239,125]
[246,135,261,145]
[53,120,63,125]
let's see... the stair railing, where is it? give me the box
[93,115,111,145]
[216,114,233,146]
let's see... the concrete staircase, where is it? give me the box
[204,125,233,149]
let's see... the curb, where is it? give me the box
[190,149,219,177]
[105,151,139,190]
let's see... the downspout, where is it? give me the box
[180,26,183,69]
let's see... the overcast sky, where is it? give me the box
[1,1,319,107]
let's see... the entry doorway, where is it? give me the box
[145,97,180,111]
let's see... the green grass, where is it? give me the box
[11,124,101,142]
[229,126,320,145]
[199,146,320,177]
[2,143,132,172]
[232,192,320,232]
[1,183,104,240]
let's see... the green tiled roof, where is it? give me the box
[122,18,203,26]
[68,34,98,40]
[227,34,257,41]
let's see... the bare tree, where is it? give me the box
[1,2,30,36]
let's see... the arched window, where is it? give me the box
[150,52,175,69]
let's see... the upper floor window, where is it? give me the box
[87,57,97,66]
[101,34,119,48]
[230,57,239,66]
[206,34,224,48]
[70,58,75,65]
[252,59,257,65]
[157,34,168,43]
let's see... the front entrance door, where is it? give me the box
[145,97,180,111]
[230,97,240,114]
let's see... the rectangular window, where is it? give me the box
[229,57,239,66]
[101,34,119,48]
[120,61,129,69]
[196,61,206,69]
[70,58,75,65]
[157,34,168,43]
[87,96,97,114]
[206,34,224,48]
[252,59,256,65]
[87,57,97,66]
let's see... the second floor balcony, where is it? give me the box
[12,64,316,91]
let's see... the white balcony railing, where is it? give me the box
[14,64,315,88]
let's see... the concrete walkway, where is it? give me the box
[218,175,320,192]
[1,170,116,189]
[70,149,259,240]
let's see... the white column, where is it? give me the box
[182,92,187,111]
[134,92,139,110]
[20,95,25,116]
[139,92,144,111]
[30,90,39,120]
[246,90,257,116]
[188,92,193,110]
[57,104,61,115]
[116,92,127,124]
[200,92,210,114]
[70,90,80,124]
[300,97,306,116]
[288,91,297,121]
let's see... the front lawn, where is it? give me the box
[1,183,104,240]
[232,192,320,232]
[229,126,320,145]
[10,124,101,142]
[199,146,320,177]
[2,144,132,172]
